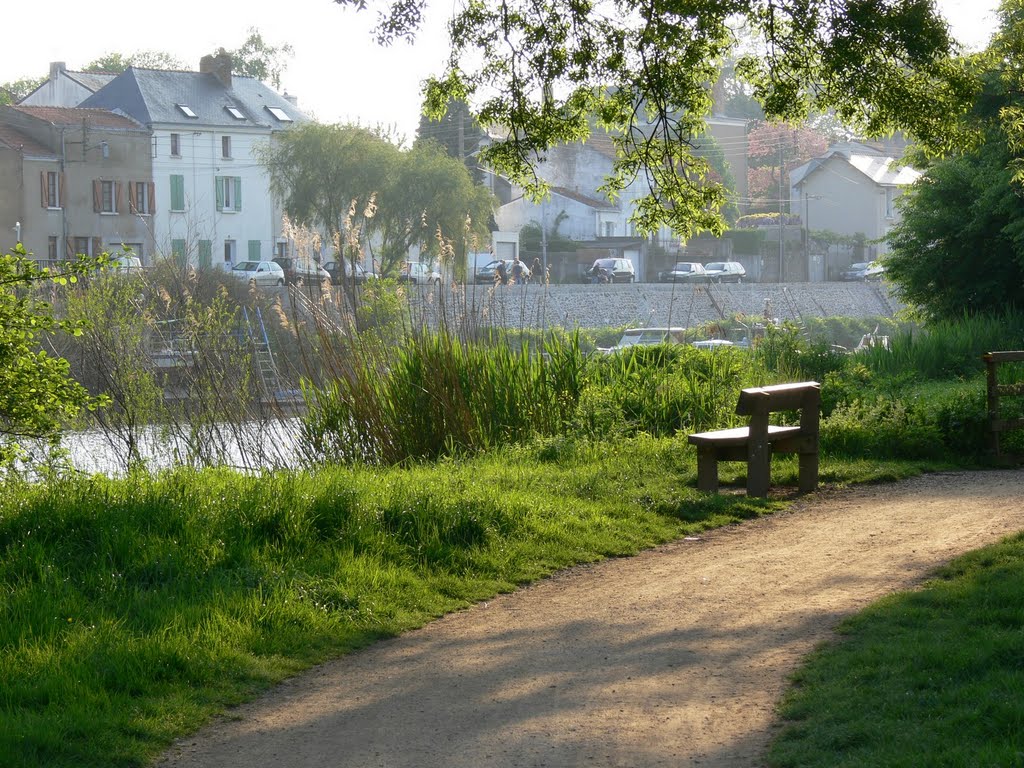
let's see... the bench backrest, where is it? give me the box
[736,382,821,434]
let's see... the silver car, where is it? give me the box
[230,260,285,287]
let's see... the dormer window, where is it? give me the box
[176,104,198,118]
[266,106,292,122]
[225,106,245,120]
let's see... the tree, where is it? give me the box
[884,2,1024,321]
[333,0,977,239]
[225,28,294,89]
[0,76,45,105]
[373,141,494,276]
[82,51,186,73]
[416,98,488,183]
[0,246,104,469]
[746,122,829,214]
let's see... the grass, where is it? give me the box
[0,438,935,768]
[768,532,1024,767]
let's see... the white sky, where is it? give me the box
[1,0,1001,141]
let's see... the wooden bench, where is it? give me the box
[687,382,821,497]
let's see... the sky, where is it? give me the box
[1,0,1002,141]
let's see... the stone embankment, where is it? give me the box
[410,281,902,330]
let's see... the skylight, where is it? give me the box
[176,104,198,118]
[266,106,293,122]
[225,106,246,120]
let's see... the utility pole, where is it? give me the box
[778,143,784,283]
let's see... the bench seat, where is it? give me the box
[688,425,802,447]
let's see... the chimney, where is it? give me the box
[199,51,232,89]
[282,91,298,107]
[49,62,67,80]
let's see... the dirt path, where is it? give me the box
[157,469,1024,768]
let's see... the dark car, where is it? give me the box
[272,256,330,285]
[658,262,707,283]
[586,257,635,283]
[702,261,746,283]
[323,260,376,285]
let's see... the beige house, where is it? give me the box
[0,105,154,264]
[789,143,921,261]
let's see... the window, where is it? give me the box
[198,240,212,269]
[225,106,245,120]
[221,135,231,159]
[215,176,242,212]
[276,241,288,260]
[170,175,185,212]
[604,221,615,237]
[74,237,90,257]
[99,180,116,213]
[885,187,895,219]
[41,170,60,208]
[129,181,154,215]
[171,239,187,268]
[224,240,236,265]
[266,106,293,122]
[176,104,198,119]
[170,133,180,157]
[48,236,58,262]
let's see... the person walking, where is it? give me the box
[530,257,543,284]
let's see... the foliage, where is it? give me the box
[333,0,977,239]
[722,228,766,255]
[82,50,186,72]
[885,3,1024,320]
[224,28,294,89]
[0,245,104,469]
[769,533,1024,767]
[735,212,802,228]
[415,97,488,183]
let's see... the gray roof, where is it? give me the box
[79,67,309,130]
[66,71,117,93]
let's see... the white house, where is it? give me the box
[20,62,117,108]
[789,142,921,260]
[77,52,308,268]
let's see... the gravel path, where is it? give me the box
[157,469,1024,768]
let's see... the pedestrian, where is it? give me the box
[511,257,526,283]
[496,260,508,285]
[530,257,543,283]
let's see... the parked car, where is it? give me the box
[399,261,442,285]
[475,258,531,284]
[599,327,688,352]
[586,257,635,283]
[109,254,143,274]
[272,256,330,285]
[658,262,706,283]
[692,339,736,350]
[230,260,285,287]
[840,261,885,281]
[322,260,376,285]
[702,261,746,283]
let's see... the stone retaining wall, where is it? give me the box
[411,281,903,330]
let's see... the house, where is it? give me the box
[20,62,117,108]
[789,143,921,263]
[76,52,308,269]
[0,105,153,264]
[493,117,749,282]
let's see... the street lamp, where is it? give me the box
[13,221,20,244]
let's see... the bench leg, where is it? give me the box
[696,446,719,492]
[747,443,771,497]
[798,450,818,493]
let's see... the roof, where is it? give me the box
[65,71,117,93]
[0,123,57,158]
[790,148,921,189]
[80,67,309,129]
[550,185,618,210]
[12,105,143,130]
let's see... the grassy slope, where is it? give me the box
[0,439,934,768]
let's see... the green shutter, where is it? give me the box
[247,240,261,260]
[171,239,187,268]
[170,175,184,211]
[215,176,224,211]
[198,240,212,269]
[234,177,242,212]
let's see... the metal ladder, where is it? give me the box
[242,306,283,402]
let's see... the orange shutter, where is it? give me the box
[128,182,137,212]
[115,182,124,213]
[40,171,47,207]
[59,173,66,208]
[92,237,102,257]
[65,238,74,259]
[93,180,101,212]
[148,182,155,213]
